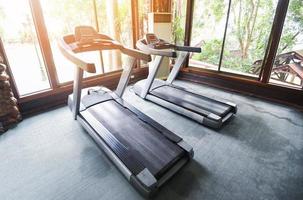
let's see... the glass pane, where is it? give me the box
[138,0,151,68]
[41,0,102,83]
[221,0,278,77]
[96,0,133,73]
[138,0,150,39]
[189,0,229,70]
[269,0,303,88]
[0,0,50,95]
[172,0,187,45]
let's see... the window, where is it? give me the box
[0,0,140,102]
[269,0,303,88]
[189,0,229,71]
[221,0,278,77]
[0,0,50,95]
[137,0,151,68]
[41,0,102,83]
[138,0,151,38]
[95,0,133,71]
[172,0,187,45]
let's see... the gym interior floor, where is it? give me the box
[0,80,302,200]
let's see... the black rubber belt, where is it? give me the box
[114,96,182,143]
[83,108,145,175]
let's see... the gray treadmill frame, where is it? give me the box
[62,35,193,196]
[137,42,237,129]
[70,58,192,196]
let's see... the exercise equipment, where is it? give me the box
[58,26,193,197]
[134,34,237,129]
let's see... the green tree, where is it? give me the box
[278,0,303,53]
[192,39,222,64]
[229,0,276,60]
[191,0,226,46]
[172,0,186,45]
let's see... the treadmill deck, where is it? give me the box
[82,100,185,178]
[151,85,232,117]
[134,79,233,118]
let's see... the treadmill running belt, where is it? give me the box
[150,85,232,117]
[85,100,184,178]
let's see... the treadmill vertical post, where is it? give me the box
[166,51,189,84]
[115,57,136,98]
[140,55,164,98]
[72,66,84,119]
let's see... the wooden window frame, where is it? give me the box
[180,0,302,108]
[2,0,302,114]
[0,0,143,115]
[183,0,302,90]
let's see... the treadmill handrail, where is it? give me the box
[136,39,201,57]
[58,34,151,73]
[175,46,201,53]
[136,39,177,58]
[58,36,96,73]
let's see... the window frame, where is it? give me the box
[184,0,302,90]
[0,0,142,103]
[2,0,302,114]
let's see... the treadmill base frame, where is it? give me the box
[68,91,193,197]
[133,79,237,129]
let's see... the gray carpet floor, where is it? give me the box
[0,80,302,200]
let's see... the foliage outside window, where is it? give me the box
[187,0,302,89]
[96,0,132,72]
[189,0,229,71]
[221,0,278,77]
[172,0,187,45]
[138,0,150,38]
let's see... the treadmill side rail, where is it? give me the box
[203,117,223,130]
[77,116,132,179]
[176,85,238,114]
[225,101,238,113]
[136,168,157,188]
[146,94,205,123]
[156,157,188,187]
[222,112,234,123]
[146,92,227,129]
[81,110,146,174]
[131,156,189,197]
[177,140,194,158]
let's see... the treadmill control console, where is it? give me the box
[75,26,99,44]
[145,33,160,44]
[145,33,172,49]
[74,26,115,48]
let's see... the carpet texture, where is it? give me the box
[0,80,302,200]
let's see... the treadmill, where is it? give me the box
[134,34,237,129]
[58,26,193,197]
